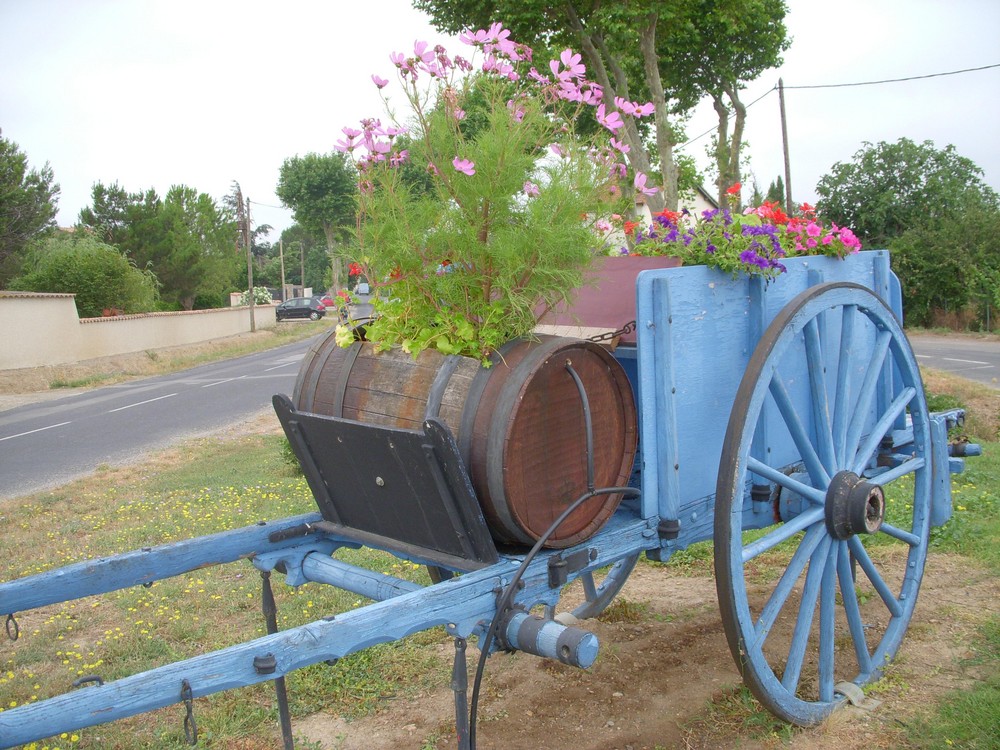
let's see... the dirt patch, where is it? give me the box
[294,555,998,750]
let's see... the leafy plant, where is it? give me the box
[12,232,159,316]
[335,25,656,361]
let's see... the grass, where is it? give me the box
[0,430,448,749]
[677,368,1000,748]
[906,617,1000,749]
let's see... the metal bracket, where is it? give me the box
[547,548,598,588]
[835,680,881,712]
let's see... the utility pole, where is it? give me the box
[235,184,256,332]
[279,238,286,302]
[778,78,793,212]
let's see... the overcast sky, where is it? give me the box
[2,0,998,240]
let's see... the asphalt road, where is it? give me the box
[1,326,995,503]
[908,332,1000,389]
[0,334,321,501]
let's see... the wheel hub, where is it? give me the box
[825,470,886,540]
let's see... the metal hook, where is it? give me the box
[181,679,198,745]
[5,613,18,642]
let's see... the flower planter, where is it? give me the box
[537,255,681,343]
[293,333,637,548]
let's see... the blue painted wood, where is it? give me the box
[0,512,655,748]
[0,248,966,743]
[0,513,325,615]
[635,250,896,554]
[712,282,933,725]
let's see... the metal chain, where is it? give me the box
[5,613,18,641]
[588,320,636,343]
[181,679,198,745]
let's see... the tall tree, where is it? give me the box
[674,0,790,207]
[0,134,60,285]
[413,0,788,211]
[78,182,161,250]
[815,138,1000,246]
[78,182,240,309]
[153,186,241,309]
[276,152,357,290]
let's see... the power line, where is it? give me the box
[677,62,1000,149]
[782,62,1000,90]
[679,86,777,149]
[249,199,289,210]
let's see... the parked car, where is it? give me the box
[275,297,326,321]
[312,293,334,310]
[355,282,371,295]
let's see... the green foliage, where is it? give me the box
[77,181,241,310]
[11,232,158,316]
[815,138,1000,247]
[415,1,790,210]
[816,139,1000,330]
[889,202,1000,328]
[276,152,357,289]
[347,60,626,361]
[0,135,60,285]
[765,174,785,205]
[905,617,1000,749]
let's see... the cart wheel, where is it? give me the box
[715,282,932,726]
[547,553,639,621]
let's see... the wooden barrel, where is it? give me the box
[293,333,638,548]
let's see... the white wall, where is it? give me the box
[0,292,276,370]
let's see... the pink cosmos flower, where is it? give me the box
[595,219,612,232]
[609,137,630,154]
[595,103,623,131]
[372,74,389,89]
[528,67,550,84]
[459,27,490,45]
[559,49,585,77]
[633,171,659,196]
[413,40,435,64]
[549,143,565,158]
[523,181,540,197]
[614,96,636,115]
[453,157,476,176]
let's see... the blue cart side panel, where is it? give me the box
[634,250,894,545]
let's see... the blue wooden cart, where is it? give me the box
[0,250,977,747]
